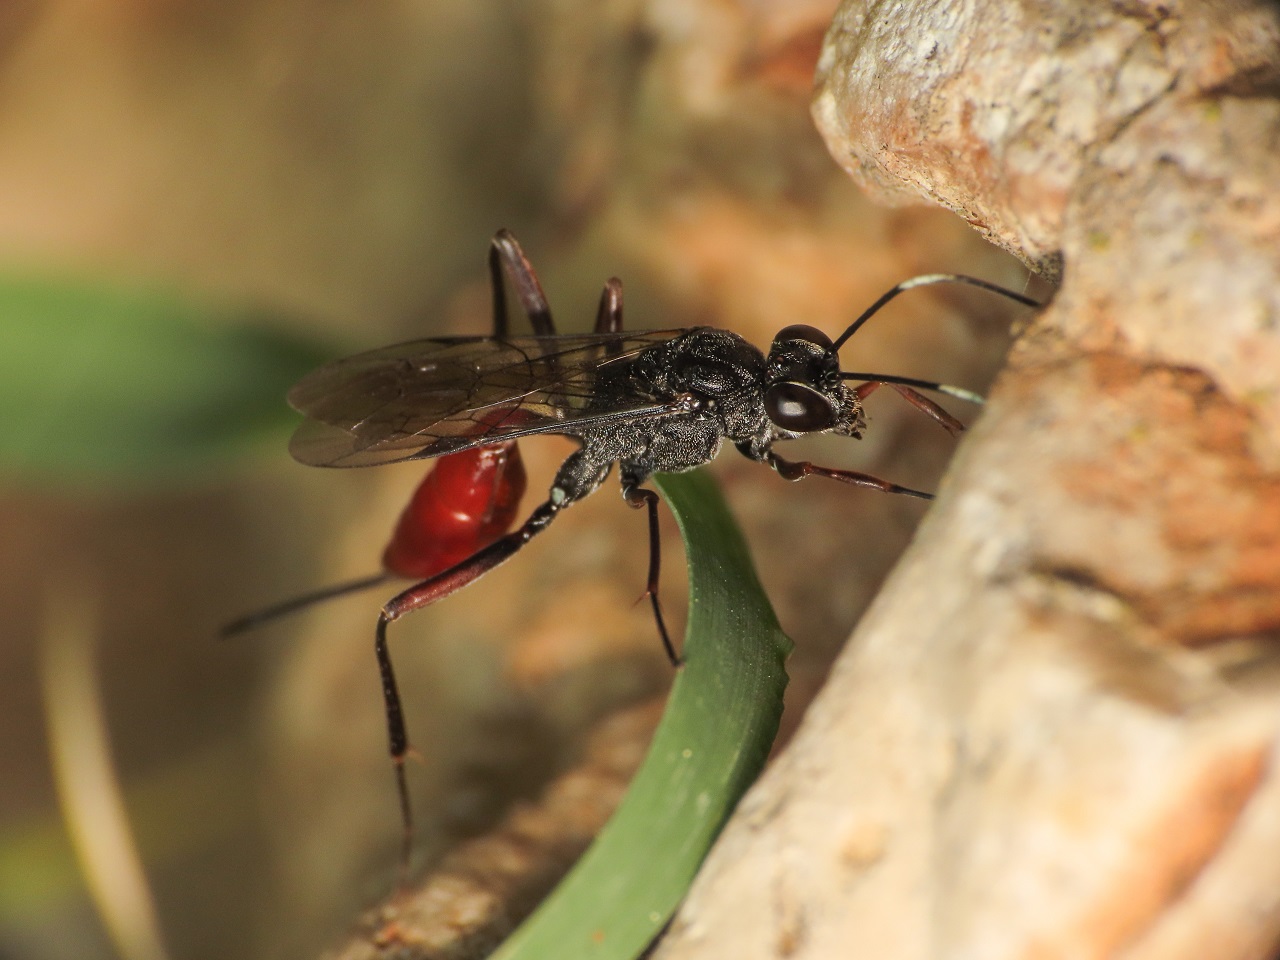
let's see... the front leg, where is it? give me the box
[851,380,966,438]
[736,440,934,501]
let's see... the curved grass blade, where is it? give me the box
[489,468,792,960]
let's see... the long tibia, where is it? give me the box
[373,497,562,876]
[765,449,934,501]
[852,381,965,437]
[621,482,680,665]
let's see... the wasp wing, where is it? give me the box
[287,330,689,467]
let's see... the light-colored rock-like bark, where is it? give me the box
[655,2,1280,959]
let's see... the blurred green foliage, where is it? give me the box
[0,274,331,484]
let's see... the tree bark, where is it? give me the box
[654,2,1280,958]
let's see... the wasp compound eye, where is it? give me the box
[772,324,833,351]
[764,381,837,432]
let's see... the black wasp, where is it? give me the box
[256,229,1038,869]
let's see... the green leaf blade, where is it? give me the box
[490,468,792,960]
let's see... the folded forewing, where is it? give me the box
[287,330,688,467]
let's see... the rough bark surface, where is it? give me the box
[652,2,1280,959]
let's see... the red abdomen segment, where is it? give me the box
[382,442,528,579]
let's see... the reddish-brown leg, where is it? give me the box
[384,240,637,876]
[594,277,624,334]
[376,497,564,875]
[764,449,934,500]
[489,228,555,336]
[852,380,965,437]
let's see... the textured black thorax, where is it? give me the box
[575,328,771,480]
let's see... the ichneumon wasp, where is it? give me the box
[226,229,1039,873]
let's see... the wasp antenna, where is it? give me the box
[838,372,986,406]
[830,274,1041,352]
[221,572,393,638]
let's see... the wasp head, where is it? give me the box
[763,324,864,439]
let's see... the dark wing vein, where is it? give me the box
[287,330,688,467]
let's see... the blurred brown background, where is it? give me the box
[0,1,1030,958]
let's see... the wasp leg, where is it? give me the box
[852,380,965,437]
[621,479,680,666]
[754,446,934,501]
[375,495,565,876]
[594,277,624,334]
[490,230,624,338]
[374,447,610,876]
[489,229,556,336]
